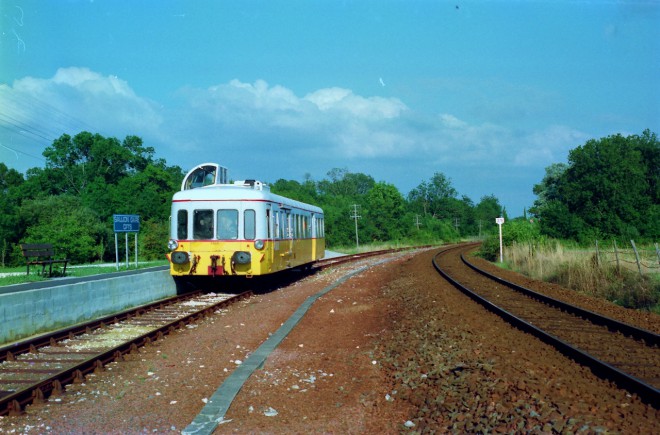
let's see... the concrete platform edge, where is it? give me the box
[0,270,177,345]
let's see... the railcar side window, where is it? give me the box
[177,210,188,239]
[217,209,238,240]
[274,211,280,239]
[193,210,214,240]
[244,209,255,240]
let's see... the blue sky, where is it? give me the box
[1,0,658,217]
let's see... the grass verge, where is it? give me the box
[0,261,169,287]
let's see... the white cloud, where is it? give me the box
[304,87,407,119]
[1,67,163,146]
[1,70,587,206]
[439,113,468,129]
[514,125,589,166]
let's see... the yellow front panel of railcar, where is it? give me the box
[169,238,323,277]
[169,240,269,277]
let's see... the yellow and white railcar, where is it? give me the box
[167,163,325,278]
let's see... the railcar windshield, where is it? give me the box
[193,210,214,239]
[177,210,188,239]
[244,209,255,240]
[184,166,217,190]
[217,209,238,240]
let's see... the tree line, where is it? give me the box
[2,129,655,267]
[0,131,505,266]
[0,132,183,266]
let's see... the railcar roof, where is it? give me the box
[172,184,323,214]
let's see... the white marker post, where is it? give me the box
[495,217,505,263]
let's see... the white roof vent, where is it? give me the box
[234,180,269,191]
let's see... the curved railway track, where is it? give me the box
[433,243,660,406]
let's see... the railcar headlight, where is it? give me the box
[171,251,190,264]
[167,239,179,250]
[254,240,265,250]
[232,251,251,264]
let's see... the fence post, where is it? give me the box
[595,240,601,267]
[630,240,642,276]
[655,243,660,266]
[613,240,620,272]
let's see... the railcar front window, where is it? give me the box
[217,209,238,240]
[244,209,256,240]
[185,166,216,190]
[193,210,214,239]
[177,210,188,239]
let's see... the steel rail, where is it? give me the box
[432,244,660,407]
[0,291,252,416]
[460,251,660,346]
[313,245,431,270]
[0,291,203,363]
[0,246,428,416]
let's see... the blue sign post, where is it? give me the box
[113,214,140,270]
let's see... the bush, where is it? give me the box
[478,219,542,261]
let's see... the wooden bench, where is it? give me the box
[20,243,69,277]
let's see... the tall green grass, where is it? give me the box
[503,241,660,312]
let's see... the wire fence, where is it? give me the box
[592,240,660,276]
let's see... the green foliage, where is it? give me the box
[408,172,457,219]
[474,195,504,236]
[533,130,659,241]
[1,132,184,265]
[19,195,107,263]
[479,218,542,261]
[3,133,515,265]
[139,219,170,260]
[409,216,459,244]
[364,182,406,241]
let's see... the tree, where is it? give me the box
[0,164,24,265]
[474,195,504,236]
[19,195,107,263]
[534,131,659,240]
[271,178,318,205]
[42,132,156,195]
[530,163,567,215]
[364,182,407,241]
[318,168,375,197]
[1,133,185,263]
[408,172,458,219]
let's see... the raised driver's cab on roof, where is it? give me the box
[181,163,229,190]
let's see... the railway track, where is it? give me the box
[0,247,412,417]
[0,290,253,416]
[433,243,660,406]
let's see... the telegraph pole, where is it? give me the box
[350,204,361,248]
[414,214,422,230]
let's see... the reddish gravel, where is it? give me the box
[0,247,657,434]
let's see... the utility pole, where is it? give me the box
[350,204,361,248]
[414,214,422,230]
